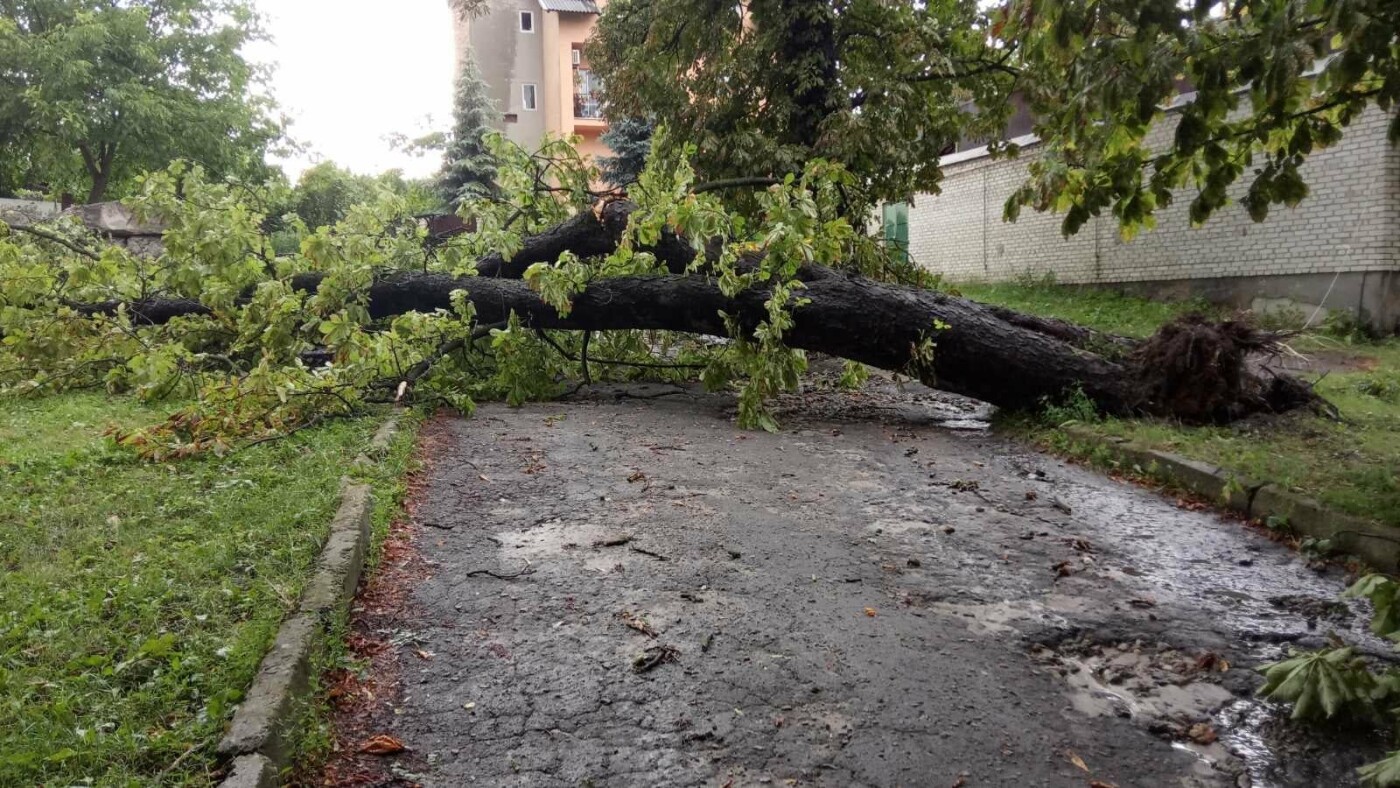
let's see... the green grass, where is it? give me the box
[0,393,416,786]
[957,278,1227,338]
[972,281,1400,530]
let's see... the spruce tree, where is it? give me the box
[438,50,499,208]
[598,117,653,188]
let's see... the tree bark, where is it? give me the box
[78,141,115,204]
[64,199,1318,422]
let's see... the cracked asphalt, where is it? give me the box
[357,384,1385,787]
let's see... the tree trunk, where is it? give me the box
[78,141,115,204]
[66,199,1318,422]
[85,172,109,205]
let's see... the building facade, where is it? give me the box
[901,105,1400,332]
[452,0,610,162]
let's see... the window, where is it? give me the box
[503,113,519,124]
[574,69,603,118]
[519,11,534,32]
[521,83,538,111]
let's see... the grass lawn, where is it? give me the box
[957,279,1227,338]
[0,393,414,786]
[967,282,1400,530]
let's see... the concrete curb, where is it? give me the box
[214,417,399,786]
[1062,425,1400,572]
[354,415,401,467]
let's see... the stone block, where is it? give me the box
[68,202,165,237]
[219,754,277,788]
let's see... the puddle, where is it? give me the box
[1215,700,1282,788]
[937,417,991,431]
[1032,638,1255,783]
[773,385,993,431]
[1003,457,1393,786]
[1044,479,1378,642]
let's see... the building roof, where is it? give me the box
[537,0,600,12]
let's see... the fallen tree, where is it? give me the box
[0,157,1325,457]
[69,197,1316,423]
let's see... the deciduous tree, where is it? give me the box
[590,0,1398,232]
[0,0,281,202]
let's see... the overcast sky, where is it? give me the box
[249,0,458,182]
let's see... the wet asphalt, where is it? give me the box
[368,385,1384,787]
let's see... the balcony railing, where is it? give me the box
[574,94,603,119]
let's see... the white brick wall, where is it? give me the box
[907,107,1400,285]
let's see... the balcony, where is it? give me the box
[574,94,603,120]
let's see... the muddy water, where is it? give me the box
[376,383,1385,787]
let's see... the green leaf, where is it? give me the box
[1359,752,1400,787]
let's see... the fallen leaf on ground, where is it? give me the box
[1127,598,1156,609]
[1067,751,1089,771]
[632,644,680,673]
[628,471,647,483]
[1089,782,1120,788]
[1188,722,1218,745]
[864,607,878,617]
[952,772,970,787]
[1194,652,1230,672]
[1053,561,1075,578]
[619,610,658,638]
[359,734,407,755]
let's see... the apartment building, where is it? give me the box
[451,0,611,162]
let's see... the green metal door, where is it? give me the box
[882,202,909,263]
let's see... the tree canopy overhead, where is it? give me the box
[590,0,1014,214]
[591,0,1398,231]
[0,0,282,202]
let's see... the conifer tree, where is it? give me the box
[598,117,653,187]
[438,50,499,208]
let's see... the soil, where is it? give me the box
[321,382,1388,788]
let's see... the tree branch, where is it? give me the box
[691,177,782,194]
[5,223,103,260]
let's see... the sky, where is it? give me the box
[248,0,458,182]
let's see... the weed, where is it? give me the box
[1041,386,1100,426]
[1264,514,1296,536]
[1249,303,1306,332]
[1322,309,1378,342]
[1011,269,1058,288]
[1354,369,1400,404]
